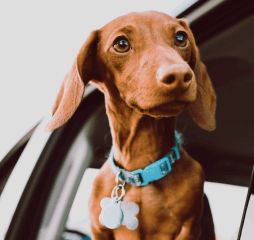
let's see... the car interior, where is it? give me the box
[1,1,254,240]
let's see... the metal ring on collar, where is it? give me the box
[111,184,125,202]
[115,171,126,186]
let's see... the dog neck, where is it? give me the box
[105,100,176,172]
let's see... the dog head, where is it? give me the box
[45,11,216,132]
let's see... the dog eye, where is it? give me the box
[113,36,130,53]
[175,32,188,47]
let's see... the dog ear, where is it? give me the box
[178,19,216,131]
[188,46,217,131]
[45,30,99,132]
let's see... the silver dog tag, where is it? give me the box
[99,197,124,229]
[121,199,139,230]
[99,173,139,230]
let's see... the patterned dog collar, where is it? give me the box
[110,132,181,187]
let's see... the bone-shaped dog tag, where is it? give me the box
[121,199,139,230]
[99,197,124,229]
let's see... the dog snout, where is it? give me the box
[156,64,193,92]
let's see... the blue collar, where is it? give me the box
[110,132,181,187]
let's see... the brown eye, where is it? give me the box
[113,36,130,53]
[175,32,188,47]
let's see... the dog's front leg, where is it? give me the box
[90,225,114,240]
[89,200,115,240]
[175,217,201,240]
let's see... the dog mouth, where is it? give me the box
[132,101,189,117]
[164,101,188,109]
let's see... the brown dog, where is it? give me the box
[45,11,216,240]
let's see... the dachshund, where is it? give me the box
[46,11,216,240]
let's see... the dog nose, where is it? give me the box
[156,64,193,91]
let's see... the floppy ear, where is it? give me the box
[188,46,217,131]
[178,18,217,131]
[45,30,99,132]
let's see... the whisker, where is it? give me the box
[197,89,203,108]
[130,87,139,94]
[129,91,141,103]
[133,91,141,99]
[197,89,201,100]
[197,82,207,95]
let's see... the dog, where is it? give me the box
[45,11,216,240]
